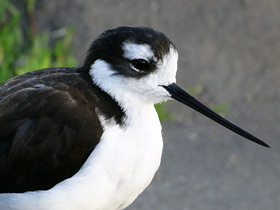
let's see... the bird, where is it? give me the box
[0,26,269,210]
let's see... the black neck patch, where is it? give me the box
[80,71,126,126]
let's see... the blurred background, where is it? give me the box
[1,0,279,209]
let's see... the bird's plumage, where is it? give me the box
[0,26,268,210]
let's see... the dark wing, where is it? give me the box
[0,68,104,193]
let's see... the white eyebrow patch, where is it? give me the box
[122,42,154,60]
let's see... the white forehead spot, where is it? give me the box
[122,42,154,60]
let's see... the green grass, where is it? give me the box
[0,0,76,83]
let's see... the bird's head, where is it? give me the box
[84,26,178,104]
[83,26,269,148]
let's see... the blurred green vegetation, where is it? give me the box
[0,0,76,83]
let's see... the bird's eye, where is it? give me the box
[130,59,150,72]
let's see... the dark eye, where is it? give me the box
[130,59,150,72]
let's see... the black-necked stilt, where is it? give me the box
[0,26,269,210]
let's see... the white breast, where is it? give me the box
[0,103,163,210]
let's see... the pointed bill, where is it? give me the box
[163,83,270,148]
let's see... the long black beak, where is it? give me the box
[162,83,270,148]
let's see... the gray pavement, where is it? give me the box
[35,0,280,209]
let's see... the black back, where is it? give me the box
[0,67,124,193]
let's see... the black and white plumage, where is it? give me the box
[0,26,269,210]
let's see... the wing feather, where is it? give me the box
[0,68,104,193]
